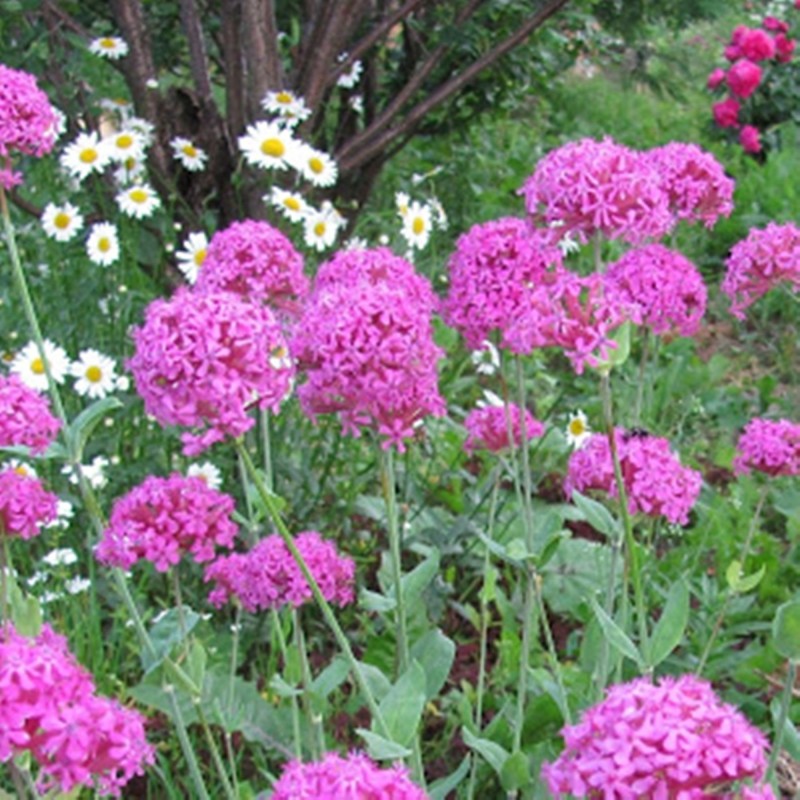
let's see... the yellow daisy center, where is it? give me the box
[80,148,98,164]
[412,217,425,235]
[100,38,116,49]
[314,222,326,237]
[309,157,324,174]
[54,212,71,230]
[116,133,134,149]
[568,418,586,436]
[14,465,30,477]
[85,365,103,383]
[261,138,285,158]
[276,91,293,104]
[31,358,46,375]
[194,248,207,267]
[272,345,287,359]
[98,237,111,253]
[129,188,148,204]
[284,197,301,211]
[181,144,198,158]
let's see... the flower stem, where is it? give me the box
[165,684,212,800]
[294,607,325,759]
[767,659,797,786]
[271,608,303,758]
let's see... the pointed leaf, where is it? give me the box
[410,629,455,701]
[773,600,800,661]
[356,729,412,760]
[428,757,470,800]
[377,660,427,746]
[648,579,689,668]
[68,396,123,459]
[461,727,509,776]
[571,491,620,539]
[590,597,645,671]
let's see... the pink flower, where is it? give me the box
[464,402,545,454]
[712,97,741,128]
[707,67,727,89]
[292,248,445,450]
[542,675,772,799]
[733,418,800,476]
[738,28,776,61]
[0,64,57,164]
[502,269,629,375]
[95,473,238,572]
[0,374,61,454]
[763,16,789,34]
[648,142,734,229]
[270,751,429,800]
[0,468,58,539]
[721,221,800,319]
[775,32,796,62]
[204,530,355,611]
[128,288,294,455]
[740,124,762,154]
[440,217,562,349]
[519,136,674,245]
[727,59,762,98]
[606,244,707,337]
[194,219,308,316]
[564,428,702,524]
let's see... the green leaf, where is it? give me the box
[461,727,509,776]
[356,729,412,760]
[542,539,613,622]
[590,597,645,671]
[726,560,766,594]
[479,564,498,604]
[67,395,123,459]
[592,320,632,373]
[269,674,302,698]
[771,696,800,761]
[400,550,441,602]
[377,661,427,746]
[428,756,470,800]
[410,629,455,700]
[648,579,689,668]
[359,588,396,613]
[310,656,350,700]
[186,640,207,689]
[500,750,532,792]
[10,591,41,638]
[141,606,200,674]
[773,600,800,661]
[571,491,620,539]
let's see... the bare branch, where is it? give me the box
[241,0,281,118]
[220,0,245,135]
[179,0,214,104]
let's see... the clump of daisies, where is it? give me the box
[395,189,448,254]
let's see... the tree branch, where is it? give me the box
[179,0,214,104]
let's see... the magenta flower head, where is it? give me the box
[292,248,445,451]
[707,67,727,90]
[648,142,734,229]
[543,674,773,799]
[440,217,563,350]
[270,751,429,800]
[727,58,763,98]
[0,622,154,796]
[0,467,58,539]
[739,27,777,61]
[502,269,629,374]
[565,428,702,524]
[713,97,741,128]
[204,530,355,611]
[464,400,544,454]
[740,124,763,154]
[606,244,708,337]
[734,417,800,476]
[0,63,58,189]
[194,219,309,316]
[95,473,238,572]
[128,288,294,455]
[519,136,674,245]
[721,221,800,319]
[0,374,61,454]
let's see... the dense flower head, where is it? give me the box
[0,622,154,796]
[564,428,702,524]
[713,97,741,128]
[740,124,762,154]
[721,221,800,319]
[0,374,61,454]
[271,751,429,800]
[738,27,777,61]
[128,288,294,455]
[0,467,58,538]
[464,402,544,454]
[194,219,309,315]
[292,248,445,450]
[204,530,355,611]
[775,31,796,62]
[440,217,563,349]
[606,244,708,337]
[647,142,734,229]
[0,64,57,187]
[95,473,238,572]
[727,58,763,98]
[542,674,772,800]
[733,417,800,476]
[502,269,629,374]
[519,136,674,245]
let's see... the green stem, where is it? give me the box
[1,528,9,628]
[513,569,537,754]
[767,660,797,785]
[272,608,303,758]
[294,607,325,759]
[194,702,238,800]
[261,408,274,495]
[165,685,212,800]
[223,605,242,790]
[633,331,651,427]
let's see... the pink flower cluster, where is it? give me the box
[128,288,294,455]
[721,221,800,319]
[204,530,355,612]
[648,142,734,229]
[564,428,702,524]
[502,269,629,374]
[440,217,562,349]
[606,244,707,337]
[0,63,58,188]
[519,136,674,245]
[194,219,309,316]
[542,675,773,800]
[0,623,154,796]
[0,467,58,538]
[292,247,445,450]
[95,473,238,572]
[0,374,61,454]
[270,751,429,800]
[463,402,544,454]
[733,417,800,476]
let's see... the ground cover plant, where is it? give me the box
[3,1,800,798]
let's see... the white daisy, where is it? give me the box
[71,349,118,399]
[116,183,161,219]
[344,236,370,251]
[170,137,208,171]
[99,97,134,119]
[395,191,410,217]
[60,131,111,181]
[566,410,592,449]
[238,120,299,170]
[65,576,91,595]
[401,201,432,250]
[44,500,75,529]
[267,187,308,223]
[476,390,504,409]
[4,459,37,478]
[303,202,345,252]
[336,58,363,89]
[269,343,292,370]
[62,455,110,489]
[42,547,78,567]
[349,95,364,114]
[175,231,208,284]
[113,155,148,186]
[10,339,70,391]
[470,340,501,376]
[102,127,147,163]
[124,116,156,144]
[430,197,448,230]
[89,36,129,60]
[41,202,84,242]
[86,222,120,267]
[290,144,338,187]
[261,90,311,123]
[187,461,222,490]
[115,374,130,392]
